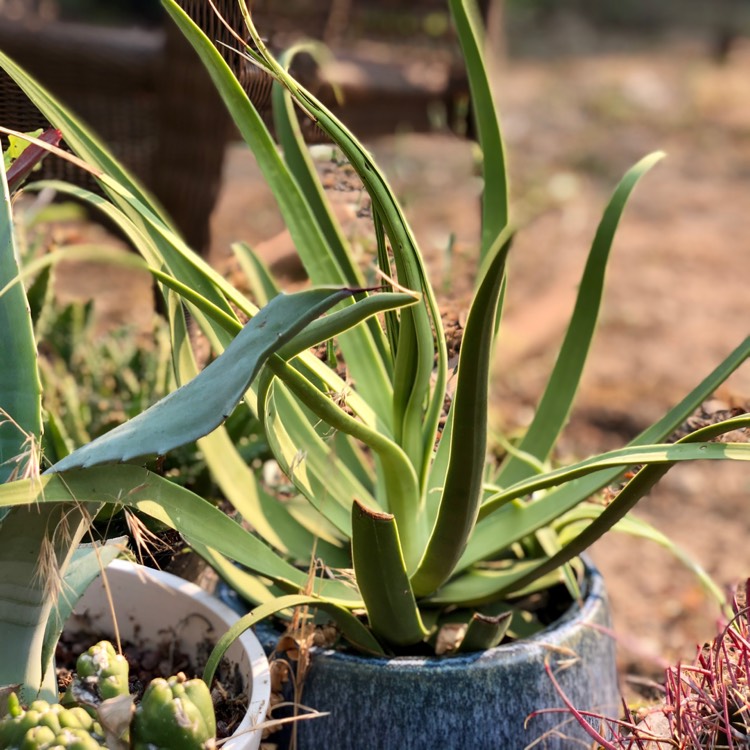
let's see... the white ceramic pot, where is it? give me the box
[67,559,270,750]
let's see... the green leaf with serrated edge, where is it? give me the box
[204,594,385,687]
[0,467,361,606]
[278,291,419,362]
[49,287,357,472]
[27,186,404,437]
[503,415,750,596]
[496,152,664,489]
[161,0,395,424]
[36,181,384,436]
[458,335,750,571]
[231,1,447,492]
[410,228,512,596]
[351,501,427,648]
[448,0,509,258]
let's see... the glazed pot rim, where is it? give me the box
[302,557,610,669]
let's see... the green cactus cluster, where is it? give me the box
[0,642,217,750]
[0,693,106,749]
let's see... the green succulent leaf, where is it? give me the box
[231,0,449,490]
[203,594,386,688]
[410,228,512,596]
[480,430,750,519]
[49,287,358,472]
[505,415,750,594]
[496,151,665,488]
[0,466,361,607]
[455,612,512,653]
[351,500,428,648]
[460,335,750,571]
[161,0,396,423]
[448,0,509,257]
[0,150,41,480]
[555,505,727,612]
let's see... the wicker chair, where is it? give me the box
[0,1,476,254]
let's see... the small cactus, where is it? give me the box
[0,640,219,750]
[0,693,106,749]
[66,641,130,706]
[131,672,216,750]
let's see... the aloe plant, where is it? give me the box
[0,128,413,708]
[143,0,750,663]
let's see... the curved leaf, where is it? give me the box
[0,466,361,606]
[448,0,509,257]
[460,335,750,571]
[49,287,357,472]
[351,501,427,648]
[503,415,750,594]
[161,0,395,422]
[410,228,512,596]
[203,594,386,688]
[496,151,665,488]
[480,426,750,520]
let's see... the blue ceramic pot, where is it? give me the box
[220,562,619,749]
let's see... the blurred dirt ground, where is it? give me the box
[54,28,750,697]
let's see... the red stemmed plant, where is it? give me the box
[541,580,750,749]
